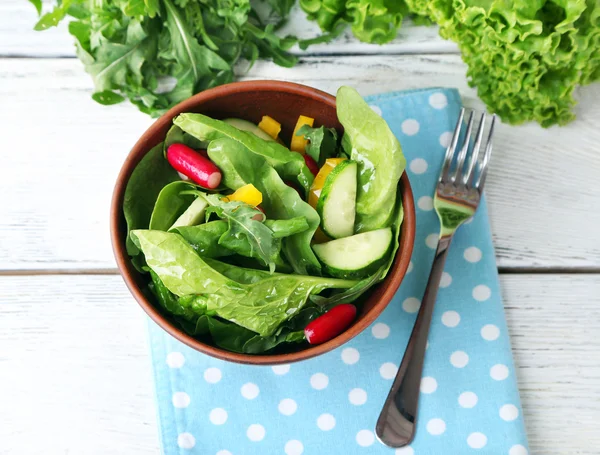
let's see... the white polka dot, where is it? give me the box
[464,246,482,262]
[166,352,185,368]
[380,362,398,380]
[316,413,336,431]
[425,233,438,249]
[285,439,304,455]
[395,448,414,455]
[490,364,509,381]
[472,284,491,302]
[241,382,259,400]
[178,432,195,449]
[172,392,190,408]
[467,432,488,449]
[216,451,232,455]
[349,388,367,405]
[401,119,420,136]
[204,367,222,384]
[441,310,460,327]
[440,271,452,288]
[209,408,228,425]
[509,444,529,455]
[402,297,420,313]
[407,261,414,273]
[247,424,265,441]
[439,131,453,148]
[310,373,329,390]
[500,404,519,421]
[372,323,390,339]
[458,391,478,408]
[429,92,448,109]
[278,398,297,416]
[450,351,469,368]
[426,418,446,435]
[417,195,433,211]
[409,158,428,174]
[369,105,382,116]
[481,324,500,341]
[342,347,360,365]
[420,376,438,394]
[356,430,375,447]
[272,364,290,375]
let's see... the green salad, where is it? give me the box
[124,86,406,354]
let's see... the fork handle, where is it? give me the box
[375,235,452,447]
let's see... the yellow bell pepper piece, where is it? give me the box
[308,158,347,208]
[290,115,315,153]
[258,115,281,140]
[225,184,263,207]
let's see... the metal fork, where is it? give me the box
[375,109,496,448]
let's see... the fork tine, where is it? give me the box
[440,108,465,183]
[451,111,474,183]
[464,112,486,186]
[474,114,496,190]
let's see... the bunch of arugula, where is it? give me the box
[30,0,300,116]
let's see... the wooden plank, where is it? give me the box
[0,274,598,454]
[0,56,599,270]
[0,0,455,58]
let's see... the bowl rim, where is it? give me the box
[110,80,416,365]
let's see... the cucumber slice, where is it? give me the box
[312,227,392,279]
[169,197,208,230]
[223,118,275,142]
[317,160,357,238]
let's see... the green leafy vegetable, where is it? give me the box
[207,137,322,275]
[132,230,356,336]
[123,142,179,255]
[201,193,279,272]
[337,86,406,232]
[297,124,339,166]
[149,181,196,231]
[172,221,234,258]
[174,113,314,192]
[265,217,310,238]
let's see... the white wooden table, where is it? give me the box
[1,3,599,454]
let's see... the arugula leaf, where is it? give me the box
[34,0,75,31]
[123,0,160,18]
[297,124,339,166]
[132,230,356,336]
[123,142,179,255]
[174,113,314,192]
[201,193,279,272]
[28,0,43,15]
[91,90,126,105]
[207,138,322,275]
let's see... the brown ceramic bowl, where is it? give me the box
[110,80,415,365]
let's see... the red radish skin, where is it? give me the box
[167,143,222,189]
[303,154,319,176]
[304,304,357,345]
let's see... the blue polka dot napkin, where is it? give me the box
[147,88,529,455]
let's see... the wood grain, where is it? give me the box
[0,274,598,455]
[0,0,454,58]
[0,56,599,270]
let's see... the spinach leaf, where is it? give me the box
[202,194,279,272]
[337,86,406,232]
[172,221,233,258]
[174,113,314,192]
[264,217,310,238]
[123,142,179,255]
[207,138,322,275]
[297,124,339,166]
[132,230,357,336]
[164,124,208,156]
[149,181,196,231]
